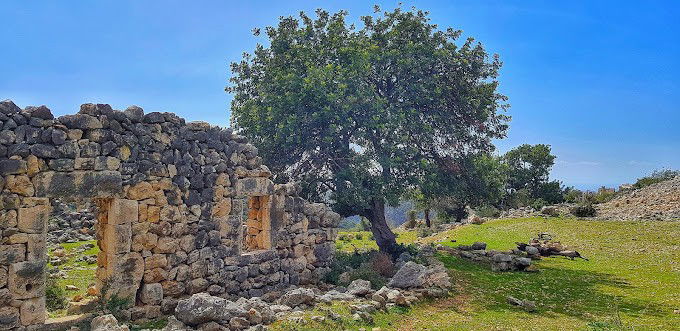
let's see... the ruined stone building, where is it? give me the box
[0,100,340,330]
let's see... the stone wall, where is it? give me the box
[0,100,340,330]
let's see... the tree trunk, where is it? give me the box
[454,205,467,222]
[424,209,431,228]
[364,198,398,255]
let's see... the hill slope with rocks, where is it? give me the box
[596,176,680,221]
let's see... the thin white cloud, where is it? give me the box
[556,160,601,166]
[627,160,653,166]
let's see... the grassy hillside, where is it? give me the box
[286,218,680,330]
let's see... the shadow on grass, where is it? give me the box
[438,254,670,320]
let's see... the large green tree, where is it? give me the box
[228,7,509,254]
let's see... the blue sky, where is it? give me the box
[1,1,678,189]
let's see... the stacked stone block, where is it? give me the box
[0,100,340,330]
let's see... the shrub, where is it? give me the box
[406,209,418,222]
[45,278,67,311]
[403,218,418,229]
[592,187,616,204]
[98,280,133,322]
[475,205,500,218]
[570,204,596,217]
[530,198,548,210]
[324,250,390,289]
[347,265,387,289]
[355,233,363,240]
[504,188,532,209]
[563,187,582,203]
[417,227,434,238]
[633,169,679,189]
[370,252,395,277]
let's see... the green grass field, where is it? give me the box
[279,217,680,330]
[47,240,99,318]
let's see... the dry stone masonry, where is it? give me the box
[0,100,340,330]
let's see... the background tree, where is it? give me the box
[421,153,508,222]
[503,144,555,193]
[228,7,509,254]
[502,144,563,208]
[407,188,434,227]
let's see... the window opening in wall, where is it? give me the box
[241,195,271,252]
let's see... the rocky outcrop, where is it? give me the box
[596,177,680,221]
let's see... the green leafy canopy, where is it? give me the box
[228,6,510,219]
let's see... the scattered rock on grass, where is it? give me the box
[90,314,129,331]
[507,296,537,312]
[347,279,372,296]
[277,288,316,307]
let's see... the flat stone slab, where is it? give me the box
[32,170,122,198]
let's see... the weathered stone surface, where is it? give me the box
[58,114,103,129]
[140,283,163,305]
[0,306,20,329]
[0,244,26,264]
[7,175,34,196]
[27,105,53,120]
[319,290,356,302]
[127,181,154,200]
[20,297,45,326]
[0,99,21,114]
[0,210,18,229]
[388,262,428,289]
[18,204,49,233]
[8,261,45,299]
[102,223,132,254]
[277,288,316,307]
[525,246,539,255]
[26,234,46,261]
[347,279,372,296]
[90,314,130,331]
[124,106,144,122]
[0,266,7,288]
[235,177,274,197]
[32,170,122,198]
[175,293,246,326]
[30,144,59,158]
[108,199,138,225]
[0,159,27,175]
[95,156,121,171]
[103,252,144,299]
